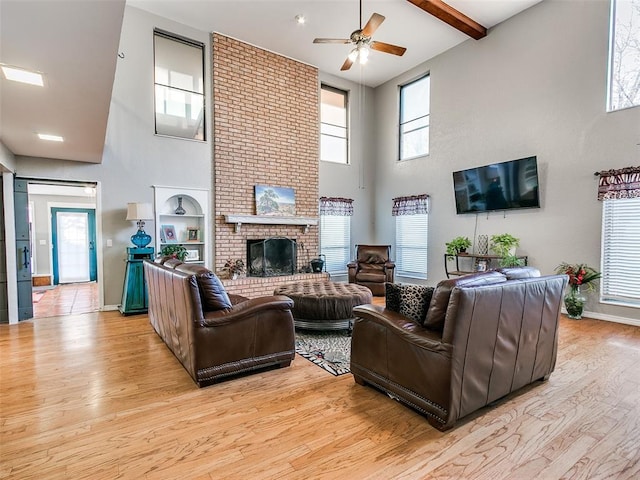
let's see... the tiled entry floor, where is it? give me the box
[32,282,99,319]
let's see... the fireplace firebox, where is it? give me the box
[247,237,297,277]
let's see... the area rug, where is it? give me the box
[294,330,352,376]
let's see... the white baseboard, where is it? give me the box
[101,305,120,312]
[562,308,640,327]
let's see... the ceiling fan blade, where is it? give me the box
[313,38,351,44]
[407,0,486,40]
[361,13,385,37]
[340,57,354,71]
[370,41,407,56]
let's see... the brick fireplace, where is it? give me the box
[212,33,320,297]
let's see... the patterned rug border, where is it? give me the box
[294,330,352,376]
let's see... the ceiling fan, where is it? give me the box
[313,0,407,71]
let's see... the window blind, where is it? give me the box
[395,213,428,279]
[601,197,640,307]
[320,215,351,274]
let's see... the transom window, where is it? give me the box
[399,74,430,160]
[154,30,205,140]
[608,0,640,111]
[320,85,348,164]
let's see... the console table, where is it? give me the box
[444,253,528,278]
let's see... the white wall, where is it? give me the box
[373,0,639,322]
[0,142,15,173]
[318,71,376,275]
[15,6,212,307]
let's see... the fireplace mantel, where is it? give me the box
[224,214,318,233]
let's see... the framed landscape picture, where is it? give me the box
[255,185,296,216]
[185,249,200,262]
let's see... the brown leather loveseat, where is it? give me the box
[144,258,295,387]
[350,267,568,430]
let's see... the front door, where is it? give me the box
[51,208,97,284]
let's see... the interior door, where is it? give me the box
[14,178,33,320]
[51,208,97,284]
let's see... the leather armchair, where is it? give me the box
[347,245,395,296]
[350,268,568,430]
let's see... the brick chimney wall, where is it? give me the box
[212,33,320,281]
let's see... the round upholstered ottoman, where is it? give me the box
[274,281,373,331]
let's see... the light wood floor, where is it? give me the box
[1,308,639,479]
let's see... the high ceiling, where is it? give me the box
[0,0,542,164]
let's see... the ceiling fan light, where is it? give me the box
[358,45,370,64]
[348,48,359,62]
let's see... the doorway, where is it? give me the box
[51,208,97,284]
[26,182,100,319]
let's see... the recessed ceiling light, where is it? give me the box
[295,14,306,25]
[1,65,44,86]
[37,133,63,142]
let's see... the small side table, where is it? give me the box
[119,247,154,315]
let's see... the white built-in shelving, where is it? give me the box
[154,186,210,268]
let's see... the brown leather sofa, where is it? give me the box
[350,267,568,430]
[347,244,395,296]
[144,258,295,387]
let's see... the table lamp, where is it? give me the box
[126,202,153,248]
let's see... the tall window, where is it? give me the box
[399,75,430,160]
[320,85,348,164]
[393,194,429,279]
[608,0,640,111]
[599,166,640,307]
[319,197,353,274]
[154,30,205,140]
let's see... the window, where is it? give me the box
[319,197,353,274]
[608,0,640,111]
[399,75,430,160]
[601,197,640,307]
[154,30,205,140]
[320,85,348,164]
[393,195,429,279]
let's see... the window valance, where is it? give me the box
[319,197,354,216]
[595,166,640,200]
[392,194,429,216]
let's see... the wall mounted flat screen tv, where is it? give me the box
[453,156,540,214]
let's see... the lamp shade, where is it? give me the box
[126,202,153,221]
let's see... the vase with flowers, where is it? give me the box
[554,262,601,319]
[222,259,245,280]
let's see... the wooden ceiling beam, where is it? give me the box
[407,0,487,40]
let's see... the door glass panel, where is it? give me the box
[57,212,89,283]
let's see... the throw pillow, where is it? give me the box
[175,264,232,311]
[385,283,435,324]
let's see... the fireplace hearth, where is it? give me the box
[247,237,297,277]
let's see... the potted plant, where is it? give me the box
[446,236,472,259]
[554,262,601,319]
[499,254,525,267]
[222,259,246,280]
[160,244,188,261]
[489,233,520,258]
